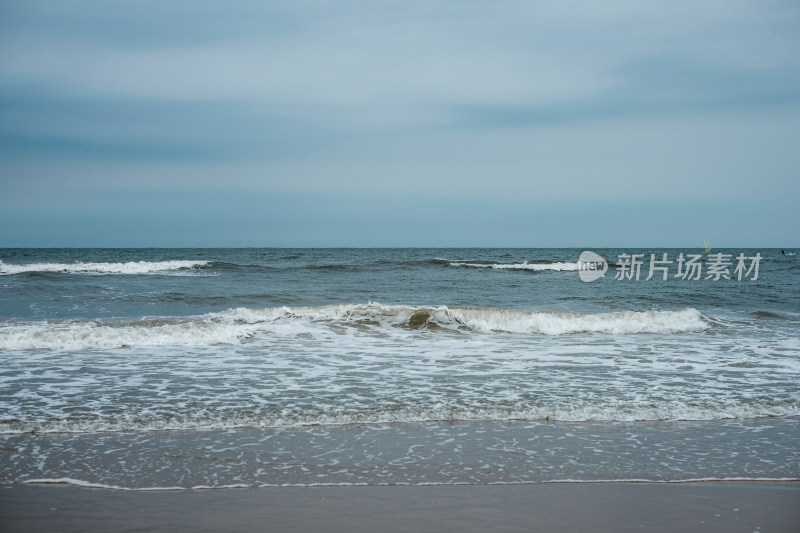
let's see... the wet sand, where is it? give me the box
[1,481,798,532]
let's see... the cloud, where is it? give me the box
[0,86,326,163]
[1,0,799,246]
[3,2,798,124]
[450,58,800,129]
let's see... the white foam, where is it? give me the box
[0,318,260,350]
[448,307,709,335]
[220,303,709,335]
[22,478,185,491]
[7,395,793,436]
[0,260,209,275]
[20,477,800,491]
[447,260,579,271]
[0,304,710,350]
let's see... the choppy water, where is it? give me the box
[1,248,798,488]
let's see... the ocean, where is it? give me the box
[1,248,798,489]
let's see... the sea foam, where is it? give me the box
[3,398,798,435]
[445,260,580,271]
[0,260,209,275]
[0,304,709,350]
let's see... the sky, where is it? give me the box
[1,0,798,247]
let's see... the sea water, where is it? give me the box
[0,248,797,489]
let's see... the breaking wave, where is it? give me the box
[0,260,209,276]
[0,304,710,350]
[439,259,579,271]
[3,400,797,435]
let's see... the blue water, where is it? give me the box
[3,248,796,319]
[1,248,798,488]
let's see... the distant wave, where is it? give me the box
[436,259,579,271]
[0,260,209,276]
[0,304,710,350]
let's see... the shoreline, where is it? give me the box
[4,417,798,489]
[2,481,798,532]
[13,476,800,492]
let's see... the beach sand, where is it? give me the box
[1,481,798,532]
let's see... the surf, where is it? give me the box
[0,259,209,275]
[0,304,710,350]
[438,259,580,271]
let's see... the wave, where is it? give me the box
[752,310,800,323]
[3,401,796,435]
[21,478,189,491]
[0,260,210,276]
[19,476,800,491]
[0,304,710,350]
[437,259,579,271]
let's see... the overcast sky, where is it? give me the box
[1,0,798,247]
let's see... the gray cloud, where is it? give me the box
[1,0,798,245]
[450,57,800,129]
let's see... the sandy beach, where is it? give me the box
[2,481,798,532]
